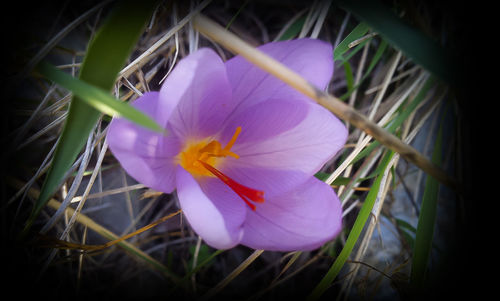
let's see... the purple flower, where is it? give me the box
[107,39,347,251]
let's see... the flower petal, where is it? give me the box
[219,100,347,197]
[225,38,333,113]
[241,177,343,251]
[219,98,308,145]
[163,48,235,140]
[233,101,346,170]
[176,166,245,249]
[107,92,181,193]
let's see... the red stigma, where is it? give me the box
[198,160,264,211]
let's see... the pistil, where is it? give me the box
[179,126,265,210]
[198,160,264,210]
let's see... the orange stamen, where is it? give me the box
[179,126,264,210]
[223,126,241,153]
[198,160,264,211]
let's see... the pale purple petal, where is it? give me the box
[241,177,343,251]
[107,92,181,193]
[233,101,346,171]
[215,99,310,197]
[225,38,333,114]
[164,48,235,140]
[218,98,308,145]
[176,166,246,249]
[217,100,347,197]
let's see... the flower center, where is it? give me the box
[178,127,264,210]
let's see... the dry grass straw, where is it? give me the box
[193,14,458,193]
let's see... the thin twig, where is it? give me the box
[192,14,458,192]
[71,184,145,203]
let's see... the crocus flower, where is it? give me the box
[107,38,347,251]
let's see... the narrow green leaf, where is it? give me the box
[314,172,351,186]
[343,61,354,91]
[337,0,457,85]
[308,151,395,300]
[278,15,307,41]
[364,143,395,179]
[24,0,158,233]
[396,218,416,249]
[340,39,388,101]
[410,110,444,288]
[364,38,388,80]
[398,228,416,251]
[333,22,370,61]
[396,218,417,234]
[337,38,371,64]
[37,62,163,132]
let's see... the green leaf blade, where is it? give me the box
[340,39,388,101]
[25,0,158,232]
[37,62,164,132]
[308,151,395,300]
[333,22,370,61]
[410,110,444,288]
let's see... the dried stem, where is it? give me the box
[192,14,458,192]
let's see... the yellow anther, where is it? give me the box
[178,127,242,177]
[223,126,241,153]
